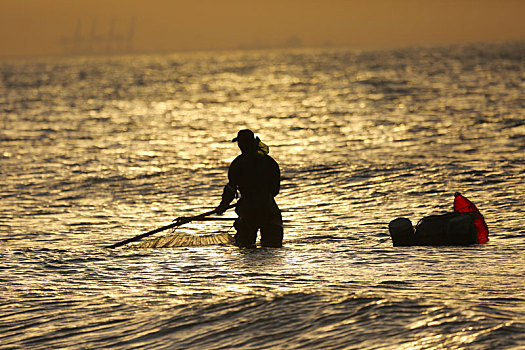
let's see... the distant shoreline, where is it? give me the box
[1,38,524,62]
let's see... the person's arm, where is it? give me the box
[269,157,280,197]
[215,161,239,214]
[216,183,236,213]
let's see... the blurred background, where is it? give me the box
[1,0,525,58]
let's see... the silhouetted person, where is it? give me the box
[215,129,283,248]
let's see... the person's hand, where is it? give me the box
[215,204,228,215]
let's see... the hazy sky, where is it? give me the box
[1,0,524,57]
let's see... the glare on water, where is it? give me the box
[0,43,524,349]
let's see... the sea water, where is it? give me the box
[1,42,524,349]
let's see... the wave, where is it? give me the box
[3,290,521,349]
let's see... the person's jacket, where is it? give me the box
[220,151,280,207]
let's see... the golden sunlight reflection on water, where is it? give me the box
[0,43,524,349]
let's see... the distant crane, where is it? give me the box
[60,17,136,55]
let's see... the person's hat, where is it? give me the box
[232,129,255,142]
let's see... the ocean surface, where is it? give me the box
[1,41,524,349]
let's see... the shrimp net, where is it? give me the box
[128,222,236,248]
[131,232,235,248]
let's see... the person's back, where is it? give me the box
[229,151,279,205]
[216,130,283,248]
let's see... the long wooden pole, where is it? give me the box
[106,203,236,249]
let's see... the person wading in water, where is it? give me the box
[215,129,283,248]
